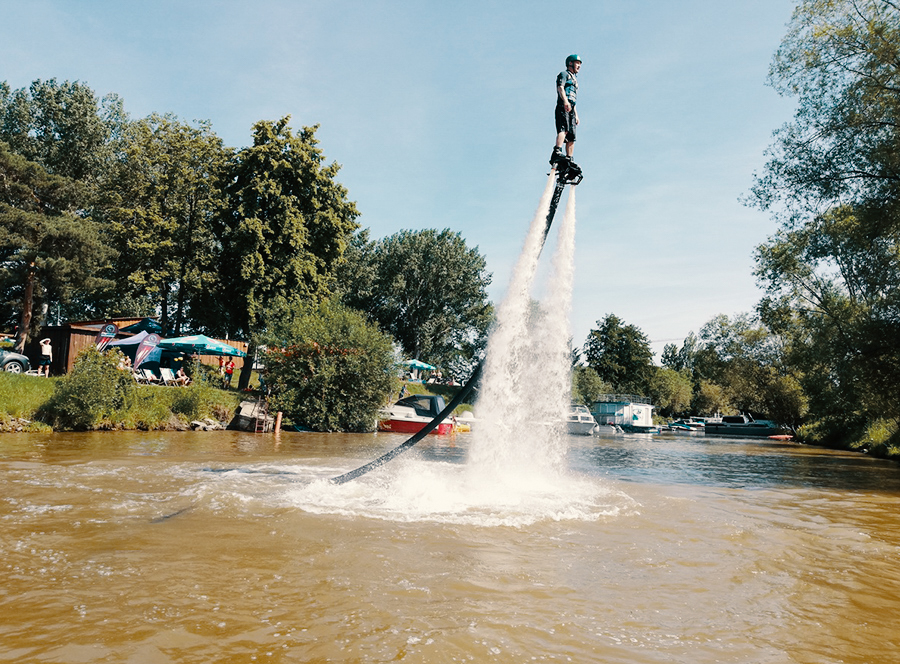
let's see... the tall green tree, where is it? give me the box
[693,379,732,417]
[96,113,228,331]
[749,0,900,437]
[648,367,693,417]
[338,228,493,374]
[661,331,699,374]
[0,142,113,350]
[582,314,654,394]
[693,313,806,426]
[215,117,359,388]
[0,79,126,183]
[571,365,610,406]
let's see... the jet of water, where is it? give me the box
[469,177,578,486]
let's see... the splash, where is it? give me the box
[468,177,578,486]
[280,176,596,524]
[278,183,592,525]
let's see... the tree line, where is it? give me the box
[4,0,898,445]
[0,79,492,394]
[579,1,900,456]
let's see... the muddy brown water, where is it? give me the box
[1,430,899,663]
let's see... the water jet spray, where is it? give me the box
[330,159,583,485]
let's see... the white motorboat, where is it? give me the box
[567,404,599,436]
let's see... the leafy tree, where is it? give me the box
[661,331,699,374]
[263,299,397,432]
[0,142,113,350]
[338,227,493,374]
[692,313,805,426]
[762,372,808,432]
[0,78,126,183]
[95,113,228,331]
[692,379,732,417]
[582,314,653,393]
[748,0,900,437]
[648,367,693,417]
[214,117,359,389]
[571,365,610,406]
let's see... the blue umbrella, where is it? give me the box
[403,359,436,371]
[158,334,246,357]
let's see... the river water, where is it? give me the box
[1,430,899,663]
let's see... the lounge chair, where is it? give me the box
[159,367,179,386]
[142,369,162,384]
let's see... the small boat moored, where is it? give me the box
[568,404,599,435]
[377,394,454,435]
[704,414,789,437]
[666,418,705,433]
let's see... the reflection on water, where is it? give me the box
[1,430,899,663]
[578,431,900,491]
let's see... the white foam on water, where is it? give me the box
[279,458,634,527]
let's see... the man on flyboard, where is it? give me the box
[550,54,582,168]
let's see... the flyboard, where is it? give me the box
[329,156,583,485]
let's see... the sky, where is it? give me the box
[0,0,799,361]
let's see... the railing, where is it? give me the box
[593,394,653,405]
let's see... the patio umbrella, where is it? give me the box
[120,318,164,334]
[403,359,436,371]
[157,334,246,357]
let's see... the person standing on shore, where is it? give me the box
[223,359,235,388]
[38,338,52,377]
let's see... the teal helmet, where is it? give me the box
[566,54,582,66]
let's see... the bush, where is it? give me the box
[41,347,134,430]
[122,388,175,430]
[2,348,242,431]
[264,299,398,432]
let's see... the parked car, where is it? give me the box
[0,349,31,373]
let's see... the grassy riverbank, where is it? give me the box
[798,417,900,461]
[0,370,470,434]
[0,372,242,432]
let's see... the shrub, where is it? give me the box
[264,299,398,432]
[41,347,134,430]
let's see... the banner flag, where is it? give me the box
[95,323,119,351]
[134,333,161,369]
